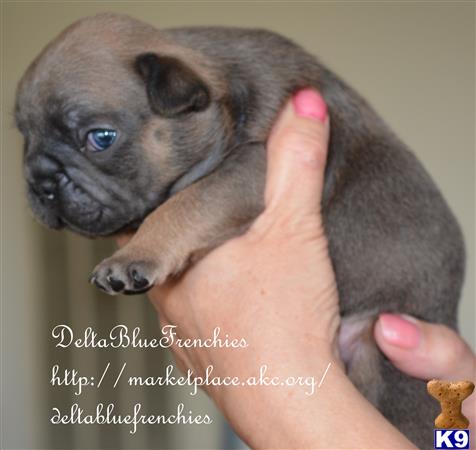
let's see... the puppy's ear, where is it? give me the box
[135,53,210,117]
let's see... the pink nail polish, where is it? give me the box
[292,88,327,122]
[379,313,421,349]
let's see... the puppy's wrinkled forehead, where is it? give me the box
[15,13,165,130]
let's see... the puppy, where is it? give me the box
[15,13,465,448]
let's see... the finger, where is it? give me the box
[374,313,476,381]
[264,88,330,218]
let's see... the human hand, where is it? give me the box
[117,89,414,448]
[148,89,342,448]
[375,314,476,437]
[137,89,415,449]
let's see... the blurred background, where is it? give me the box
[2,1,474,449]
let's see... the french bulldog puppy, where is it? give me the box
[15,13,465,448]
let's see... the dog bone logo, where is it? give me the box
[427,379,475,429]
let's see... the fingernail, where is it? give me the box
[379,313,421,349]
[292,88,327,122]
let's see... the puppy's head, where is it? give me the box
[15,13,233,237]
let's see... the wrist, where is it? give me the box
[218,352,414,449]
[218,351,342,448]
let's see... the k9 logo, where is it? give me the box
[434,430,470,449]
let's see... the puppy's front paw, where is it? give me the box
[89,257,158,295]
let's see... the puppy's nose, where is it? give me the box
[25,152,61,201]
[37,178,57,201]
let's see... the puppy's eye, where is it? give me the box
[86,129,117,152]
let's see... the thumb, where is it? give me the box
[264,88,330,218]
[374,313,476,381]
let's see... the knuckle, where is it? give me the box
[448,331,471,362]
[433,325,469,366]
[276,126,327,167]
[280,125,321,148]
[247,209,324,246]
[280,124,325,146]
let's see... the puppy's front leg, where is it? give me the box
[90,144,265,295]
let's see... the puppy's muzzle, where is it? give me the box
[26,153,67,205]
[30,177,57,201]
